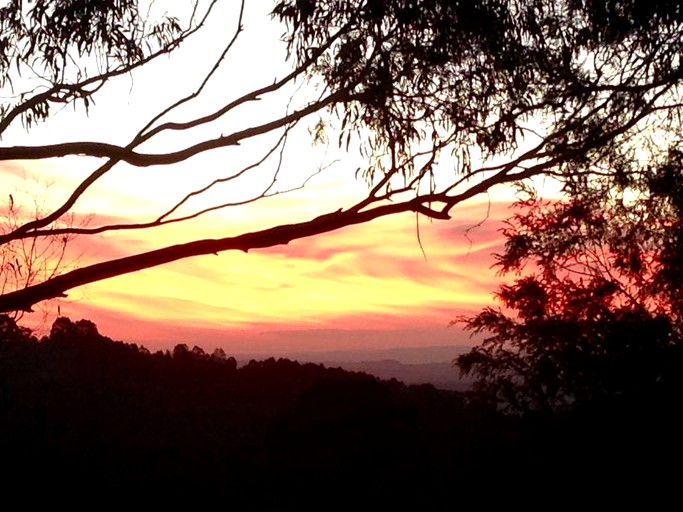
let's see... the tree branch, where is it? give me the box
[0,90,350,166]
[0,198,435,313]
[0,0,220,138]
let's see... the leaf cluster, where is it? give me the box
[457,146,683,414]
[0,0,182,131]
[273,0,683,183]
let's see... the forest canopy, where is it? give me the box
[456,145,683,414]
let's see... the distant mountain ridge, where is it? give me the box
[236,345,474,390]
[320,360,473,391]
[236,344,472,364]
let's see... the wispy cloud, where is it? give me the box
[23,197,512,354]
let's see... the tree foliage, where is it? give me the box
[1,0,683,314]
[277,0,683,174]
[0,0,184,133]
[456,147,683,414]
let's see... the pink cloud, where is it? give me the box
[0,162,29,179]
[33,298,479,356]
[13,196,517,356]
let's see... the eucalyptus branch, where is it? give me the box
[0,0,219,137]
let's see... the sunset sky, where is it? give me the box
[4,158,514,356]
[1,1,554,357]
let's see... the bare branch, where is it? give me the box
[0,89,350,166]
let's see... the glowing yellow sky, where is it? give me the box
[1,1,532,355]
[12,176,512,354]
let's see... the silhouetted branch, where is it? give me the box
[0,0,219,138]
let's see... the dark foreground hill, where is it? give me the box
[1,316,682,506]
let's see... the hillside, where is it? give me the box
[1,316,681,505]
[236,345,475,391]
[0,316,478,504]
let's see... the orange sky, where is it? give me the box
[1,1,529,357]
[4,151,513,355]
[12,184,512,355]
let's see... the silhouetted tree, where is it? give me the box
[457,148,683,414]
[49,316,107,344]
[0,313,34,343]
[172,343,191,359]
[1,1,683,313]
